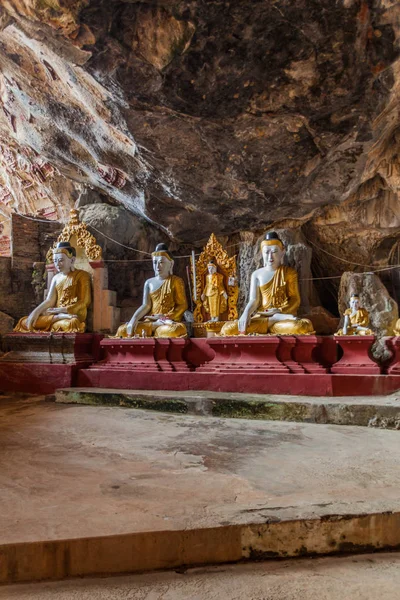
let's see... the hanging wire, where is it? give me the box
[4,212,400,279]
[88,224,152,256]
[305,237,382,268]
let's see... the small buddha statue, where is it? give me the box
[335,294,373,336]
[115,243,188,338]
[220,232,314,336]
[14,241,91,333]
[201,260,228,322]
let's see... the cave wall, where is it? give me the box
[0,213,61,320]
[0,0,398,316]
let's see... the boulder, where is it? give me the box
[78,204,169,259]
[305,306,339,336]
[0,311,14,334]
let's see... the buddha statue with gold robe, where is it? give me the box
[14,241,91,334]
[115,243,188,338]
[220,232,314,336]
[335,294,373,336]
[201,260,228,322]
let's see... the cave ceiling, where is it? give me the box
[0,0,399,264]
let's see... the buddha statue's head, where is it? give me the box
[53,241,76,274]
[152,243,174,279]
[350,293,360,310]
[261,232,284,271]
[208,260,217,275]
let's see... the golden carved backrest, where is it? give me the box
[193,233,239,323]
[46,209,102,266]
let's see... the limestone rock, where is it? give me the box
[0,0,398,249]
[237,231,256,313]
[0,311,14,334]
[0,0,397,330]
[78,203,169,259]
[123,5,196,71]
[305,306,340,336]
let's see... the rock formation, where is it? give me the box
[0,0,398,313]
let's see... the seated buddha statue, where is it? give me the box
[220,232,314,336]
[14,241,91,333]
[201,260,228,322]
[335,294,373,336]
[115,243,188,338]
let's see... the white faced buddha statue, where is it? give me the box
[221,231,314,336]
[14,241,91,333]
[115,243,188,338]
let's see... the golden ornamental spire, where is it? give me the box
[46,208,102,263]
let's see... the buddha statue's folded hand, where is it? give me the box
[126,317,138,337]
[238,313,249,333]
[258,308,281,317]
[26,310,41,331]
[46,307,65,315]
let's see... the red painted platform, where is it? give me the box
[386,337,400,375]
[1,333,399,396]
[331,335,381,375]
[0,333,102,394]
[75,335,400,397]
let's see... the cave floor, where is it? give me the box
[2,553,400,600]
[1,394,400,583]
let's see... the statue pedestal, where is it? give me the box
[193,322,227,338]
[276,336,305,373]
[0,333,100,393]
[163,339,192,372]
[0,332,95,364]
[98,338,193,373]
[385,337,400,375]
[331,336,381,374]
[293,336,328,374]
[2,334,399,396]
[197,336,289,374]
[98,339,159,372]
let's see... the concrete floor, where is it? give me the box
[2,553,400,599]
[2,394,400,545]
[3,395,400,584]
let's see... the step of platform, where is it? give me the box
[55,387,400,429]
[2,396,400,583]
[3,554,400,600]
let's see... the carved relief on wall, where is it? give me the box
[193,233,238,336]
[0,139,70,256]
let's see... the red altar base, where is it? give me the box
[95,338,193,373]
[76,335,400,396]
[0,333,102,394]
[1,334,399,397]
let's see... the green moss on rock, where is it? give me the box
[212,400,309,421]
